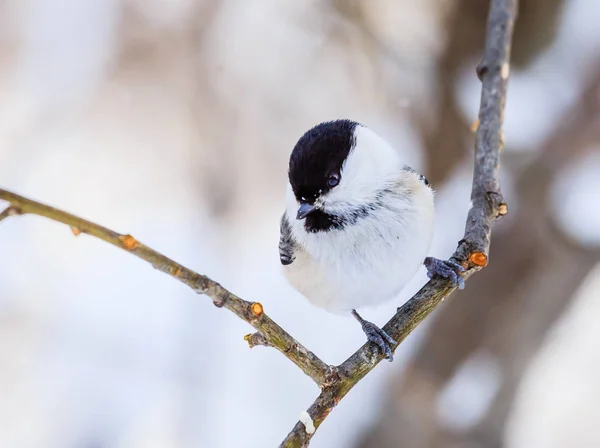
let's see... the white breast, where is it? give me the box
[283,180,434,313]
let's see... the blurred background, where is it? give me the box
[1,0,600,447]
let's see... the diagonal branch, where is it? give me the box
[0,189,331,387]
[0,1,516,446]
[0,205,20,222]
[280,0,516,446]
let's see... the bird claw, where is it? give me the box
[424,256,466,289]
[352,310,397,361]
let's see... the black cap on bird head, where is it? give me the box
[287,119,360,231]
[288,120,359,203]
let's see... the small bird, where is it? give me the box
[279,119,464,361]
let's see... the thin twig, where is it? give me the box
[0,189,331,387]
[280,0,516,445]
[0,205,21,222]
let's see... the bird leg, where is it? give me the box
[352,309,397,362]
[424,256,466,289]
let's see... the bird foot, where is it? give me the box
[424,256,466,289]
[352,310,397,361]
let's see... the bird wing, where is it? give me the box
[279,212,296,265]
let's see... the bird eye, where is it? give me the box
[420,174,430,186]
[327,173,340,188]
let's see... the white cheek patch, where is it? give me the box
[323,126,402,212]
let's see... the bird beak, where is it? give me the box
[297,202,317,220]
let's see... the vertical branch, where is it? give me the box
[279,0,518,446]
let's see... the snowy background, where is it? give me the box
[1,1,600,447]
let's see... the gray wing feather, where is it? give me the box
[279,213,296,265]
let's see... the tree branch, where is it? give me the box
[0,205,20,222]
[354,62,600,448]
[0,1,516,446]
[0,189,332,387]
[280,0,516,445]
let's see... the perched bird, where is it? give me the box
[279,119,464,360]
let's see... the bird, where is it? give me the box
[279,119,465,361]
